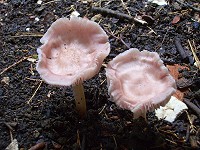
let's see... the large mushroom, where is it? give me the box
[105,48,176,119]
[36,17,110,118]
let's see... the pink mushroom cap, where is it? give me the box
[36,17,110,86]
[105,48,176,118]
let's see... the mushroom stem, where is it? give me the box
[72,83,87,118]
[133,113,147,122]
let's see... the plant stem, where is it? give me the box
[72,83,86,118]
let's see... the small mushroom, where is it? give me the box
[37,17,110,118]
[105,48,176,119]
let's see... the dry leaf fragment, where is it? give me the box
[166,64,190,100]
[172,15,180,24]
[166,64,189,80]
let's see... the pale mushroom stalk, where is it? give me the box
[72,83,86,118]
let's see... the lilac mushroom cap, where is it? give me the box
[36,17,110,86]
[105,48,176,118]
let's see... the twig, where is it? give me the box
[4,122,14,141]
[105,29,130,49]
[91,7,147,25]
[29,142,46,150]
[159,129,180,139]
[4,122,14,132]
[175,37,187,59]
[112,135,118,148]
[100,78,106,85]
[185,112,199,149]
[175,0,200,12]
[77,130,81,149]
[188,39,200,69]
[165,139,178,145]
[120,0,131,15]
[156,27,170,51]
[0,56,29,75]
[9,130,13,142]
[42,0,61,6]
[183,99,200,119]
[81,134,86,150]
[147,26,157,35]
[161,29,168,45]
[185,111,197,133]
[27,81,43,104]
[9,34,43,38]
[25,77,43,82]
[99,104,107,115]
[186,124,190,142]
[119,35,130,49]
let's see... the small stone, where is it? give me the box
[70,11,80,18]
[17,70,22,74]
[148,0,168,6]
[35,17,40,22]
[37,0,42,5]
[91,14,102,22]
[33,130,40,138]
[1,77,9,85]
[30,16,35,19]
[82,1,87,4]
[26,27,30,32]
[27,58,37,63]
[193,22,199,29]
[35,6,44,12]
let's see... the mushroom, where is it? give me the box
[36,17,110,118]
[105,48,176,119]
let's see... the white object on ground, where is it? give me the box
[148,0,168,6]
[37,0,42,5]
[155,96,188,122]
[5,139,18,150]
[35,17,39,22]
[70,11,80,18]
[25,27,30,32]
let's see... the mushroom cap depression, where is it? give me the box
[37,17,110,86]
[105,48,176,118]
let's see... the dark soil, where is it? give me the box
[0,0,200,149]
